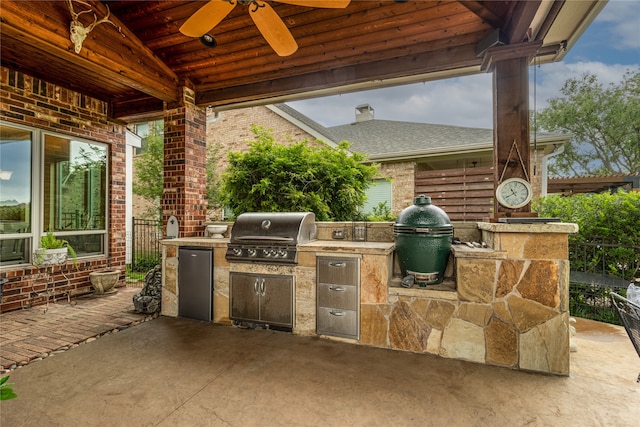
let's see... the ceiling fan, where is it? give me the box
[179,0,351,57]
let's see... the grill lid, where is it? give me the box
[229,212,317,245]
[394,195,452,234]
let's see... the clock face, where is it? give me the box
[496,178,532,209]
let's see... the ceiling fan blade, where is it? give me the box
[179,0,236,38]
[250,3,298,57]
[276,0,351,8]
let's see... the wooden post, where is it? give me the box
[482,41,541,219]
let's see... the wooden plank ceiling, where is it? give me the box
[0,0,597,121]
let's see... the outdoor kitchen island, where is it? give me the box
[161,220,577,376]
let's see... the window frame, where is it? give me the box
[0,121,109,267]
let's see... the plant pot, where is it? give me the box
[34,247,68,266]
[89,269,120,296]
[205,224,228,238]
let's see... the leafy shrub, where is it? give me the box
[132,256,160,273]
[536,190,639,323]
[221,126,378,221]
[534,189,640,246]
[368,201,396,222]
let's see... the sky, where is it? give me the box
[288,0,640,129]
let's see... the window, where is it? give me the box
[363,179,392,215]
[0,126,32,265]
[0,122,108,266]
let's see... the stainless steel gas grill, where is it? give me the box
[225,212,317,264]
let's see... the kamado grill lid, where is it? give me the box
[394,195,452,234]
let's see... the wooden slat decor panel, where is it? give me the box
[415,167,494,221]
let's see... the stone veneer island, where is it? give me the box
[161,221,577,376]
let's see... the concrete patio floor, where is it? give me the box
[1,288,639,426]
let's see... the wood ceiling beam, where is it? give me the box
[197,30,486,93]
[110,96,165,121]
[458,1,503,29]
[196,43,481,108]
[505,0,542,43]
[0,0,179,103]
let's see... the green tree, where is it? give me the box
[221,126,378,221]
[537,70,640,176]
[133,122,164,219]
[133,121,222,219]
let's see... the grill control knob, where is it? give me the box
[248,248,257,257]
[232,248,242,256]
[277,249,287,258]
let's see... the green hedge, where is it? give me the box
[535,190,639,324]
[534,189,640,246]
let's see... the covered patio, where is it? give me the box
[0,288,638,425]
[1,0,629,404]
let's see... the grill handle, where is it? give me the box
[234,236,294,242]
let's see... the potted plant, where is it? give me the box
[89,269,121,296]
[33,231,78,267]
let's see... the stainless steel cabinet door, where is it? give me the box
[230,273,260,322]
[317,257,358,286]
[317,307,358,337]
[261,275,294,327]
[316,256,360,339]
[230,272,293,327]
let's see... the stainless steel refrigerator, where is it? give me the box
[178,247,213,321]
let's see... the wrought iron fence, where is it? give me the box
[569,238,639,325]
[126,217,162,287]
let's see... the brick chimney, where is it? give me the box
[355,104,374,122]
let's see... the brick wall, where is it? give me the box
[162,87,207,237]
[378,161,416,215]
[0,67,127,313]
[208,105,326,171]
[205,105,328,220]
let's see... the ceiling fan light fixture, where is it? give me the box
[181,0,350,55]
[200,33,218,48]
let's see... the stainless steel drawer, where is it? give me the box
[317,307,358,338]
[317,257,358,286]
[317,283,357,310]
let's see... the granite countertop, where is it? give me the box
[161,237,229,248]
[298,240,395,255]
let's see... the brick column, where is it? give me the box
[162,85,207,237]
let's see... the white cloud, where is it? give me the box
[289,2,639,130]
[532,61,638,111]
[596,0,640,49]
[289,74,494,128]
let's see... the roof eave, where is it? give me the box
[362,133,570,162]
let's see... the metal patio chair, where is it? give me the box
[610,292,640,382]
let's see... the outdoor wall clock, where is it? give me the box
[496,177,533,209]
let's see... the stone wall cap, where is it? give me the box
[299,240,395,255]
[478,222,579,234]
[161,237,229,247]
[452,245,507,259]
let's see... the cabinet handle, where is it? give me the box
[253,278,260,295]
[329,286,345,292]
[329,262,346,268]
[329,310,346,317]
[259,278,266,297]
